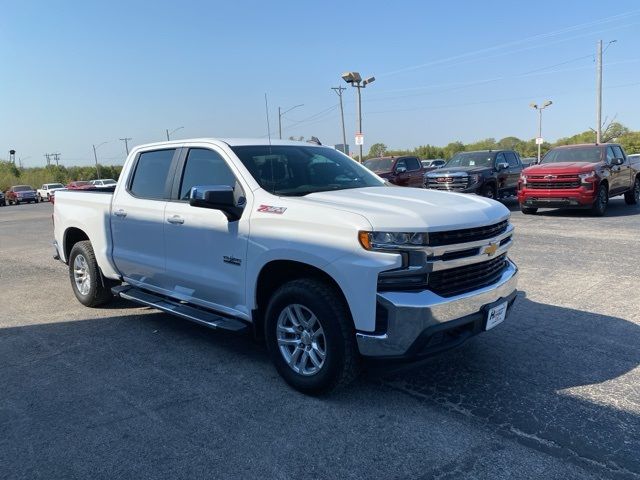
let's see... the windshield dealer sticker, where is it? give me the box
[257,205,287,214]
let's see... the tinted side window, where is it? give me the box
[612,146,625,161]
[406,158,421,171]
[495,153,507,166]
[179,148,236,200]
[506,152,519,167]
[606,147,616,164]
[395,159,407,171]
[130,149,176,199]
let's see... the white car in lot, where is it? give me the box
[37,183,66,202]
[90,179,117,188]
[53,139,518,393]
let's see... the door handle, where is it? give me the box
[114,209,127,217]
[167,215,184,225]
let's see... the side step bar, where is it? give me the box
[112,285,248,332]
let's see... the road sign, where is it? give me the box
[355,133,364,146]
[535,137,544,145]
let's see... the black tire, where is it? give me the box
[264,278,360,394]
[14,199,20,205]
[521,205,538,215]
[480,184,497,199]
[68,240,113,307]
[624,177,640,205]
[591,184,608,216]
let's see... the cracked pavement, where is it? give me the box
[1,198,639,479]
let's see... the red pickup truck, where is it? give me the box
[518,143,640,216]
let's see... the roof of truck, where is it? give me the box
[136,138,327,149]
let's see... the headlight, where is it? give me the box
[359,231,428,250]
[520,174,527,184]
[578,171,596,182]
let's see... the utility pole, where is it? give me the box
[119,137,132,155]
[596,39,603,144]
[44,153,51,166]
[331,86,347,153]
[52,153,61,166]
[277,104,303,139]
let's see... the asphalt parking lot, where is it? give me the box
[1,199,639,480]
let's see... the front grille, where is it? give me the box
[528,181,580,189]
[428,254,508,297]
[425,175,469,191]
[429,220,508,247]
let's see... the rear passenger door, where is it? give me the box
[504,152,522,194]
[163,147,249,316]
[111,148,178,292]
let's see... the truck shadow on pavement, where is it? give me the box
[1,295,639,478]
[364,293,640,477]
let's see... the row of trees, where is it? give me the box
[366,123,640,160]
[0,163,122,192]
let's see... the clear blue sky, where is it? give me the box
[2,0,640,167]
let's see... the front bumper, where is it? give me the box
[517,187,595,207]
[356,258,518,358]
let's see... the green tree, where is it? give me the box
[368,143,387,158]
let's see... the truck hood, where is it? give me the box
[523,162,598,174]
[301,187,509,231]
[429,166,492,176]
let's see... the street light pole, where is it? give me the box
[166,126,184,141]
[92,141,108,180]
[278,104,304,139]
[342,72,375,162]
[530,100,552,164]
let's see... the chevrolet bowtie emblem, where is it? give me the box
[483,243,499,256]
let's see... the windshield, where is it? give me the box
[14,185,33,192]
[363,158,394,172]
[542,147,602,164]
[48,183,64,188]
[446,152,494,168]
[231,145,385,196]
[102,179,117,185]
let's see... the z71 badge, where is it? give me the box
[257,205,287,214]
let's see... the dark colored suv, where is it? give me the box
[363,156,425,187]
[425,150,523,199]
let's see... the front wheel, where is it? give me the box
[480,184,497,199]
[264,278,360,394]
[591,184,608,216]
[68,240,113,307]
[624,177,640,205]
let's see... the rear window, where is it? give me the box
[542,147,602,164]
[129,149,175,199]
[14,186,33,192]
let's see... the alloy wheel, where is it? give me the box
[73,254,91,296]
[276,304,326,376]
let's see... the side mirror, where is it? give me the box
[395,166,407,174]
[189,185,245,221]
[497,162,509,171]
[611,157,624,166]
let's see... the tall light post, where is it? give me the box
[529,100,552,164]
[92,141,108,180]
[119,137,132,156]
[278,104,303,139]
[166,126,184,141]
[342,71,375,162]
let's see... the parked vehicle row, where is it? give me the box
[361,144,640,216]
[53,138,518,394]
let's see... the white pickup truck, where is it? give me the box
[53,139,518,393]
[37,183,66,202]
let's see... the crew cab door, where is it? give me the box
[606,146,626,195]
[111,148,178,291]
[404,157,424,187]
[163,147,248,316]
[495,152,511,194]
[504,152,522,194]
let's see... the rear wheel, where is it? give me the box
[591,184,608,216]
[624,177,640,205]
[264,278,360,394]
[520,205,538,215]
[68,240,113,307]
